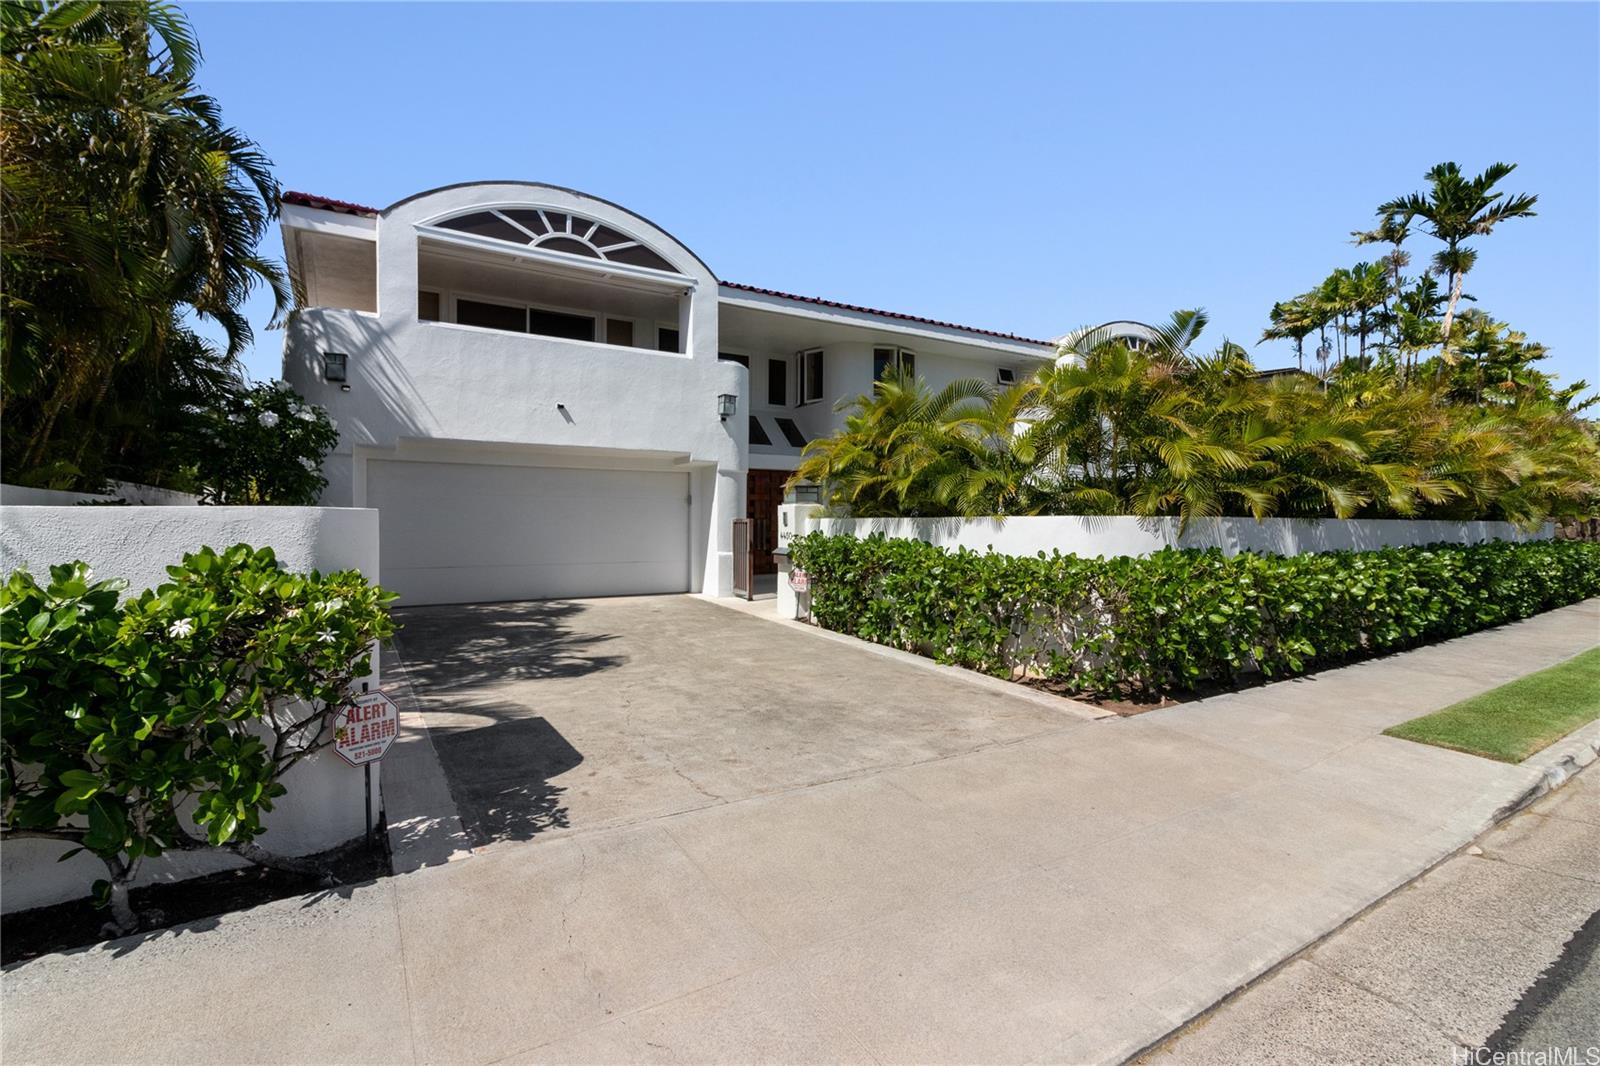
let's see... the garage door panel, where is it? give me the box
[384,560,687,607]
[368,459,690,605]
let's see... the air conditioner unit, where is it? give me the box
[996,367,1017,386]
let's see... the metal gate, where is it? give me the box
[731,518,753,600]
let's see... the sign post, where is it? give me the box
[333,688,400,850]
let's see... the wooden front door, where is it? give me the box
[745,469,788,575]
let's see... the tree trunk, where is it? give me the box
[97,854,139,937]
[226,840,336,883]
[103,878,138,936]
[1440,268,1466,365]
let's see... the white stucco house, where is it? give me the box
[279,182,1065,604]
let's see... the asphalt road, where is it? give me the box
[1493,907,1600,1060]
[1147,762,1600,1065]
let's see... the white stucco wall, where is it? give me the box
[814,515,1553,558]
[0,482,199,506]
[282,182,746,594]
[0,506,382,913]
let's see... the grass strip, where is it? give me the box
[1384,646,1600,763]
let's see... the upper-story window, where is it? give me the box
[797,349,824,405]
[452,296,599,341]
[767,359,787,406]
[873,346,916,380]
[435,209,679,274]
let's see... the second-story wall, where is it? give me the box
[284,183,746,507]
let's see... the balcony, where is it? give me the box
[417,240,691,355]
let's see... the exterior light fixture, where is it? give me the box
[717,393,737,422]
[322,351,348,383]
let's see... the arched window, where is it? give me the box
[434,209,678,273]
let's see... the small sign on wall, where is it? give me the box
[789,567,810,594]
[333,690,400,767]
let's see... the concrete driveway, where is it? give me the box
[384,594,1086,851]
[7,598,1596,1065]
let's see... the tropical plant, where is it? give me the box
[1261,298,1318,372]
[791,372,992,517]
[1373,162,1538,363]
[193,382,339,504]
[0,545,397,933]
[794,310,1600,527]
[0,0,289,491]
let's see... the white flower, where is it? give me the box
[258,410,280,428]
[311,597,346,617]
[316,628,337,643]
[274,380,293,391]
[168,618,195,639]
[229,413,245,423]
[296,409,317,422]
[284,607,301,618]
[300,456,317,471]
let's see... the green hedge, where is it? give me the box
[789,533,1600,698]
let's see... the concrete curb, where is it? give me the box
[696,594,1114,723]
[1493,720,1600,822]
[1125,724,1600,1065]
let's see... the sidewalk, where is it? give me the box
[1144,765,1600,1064]
[4,599,1597,1065]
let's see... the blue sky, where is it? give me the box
[186,2,1599,395]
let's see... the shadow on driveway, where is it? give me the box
[422,707,580,847]
[391,601,613,848]
[394,600,624,692]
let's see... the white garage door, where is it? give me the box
[368,459,691,605]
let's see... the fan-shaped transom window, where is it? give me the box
[434,209,678,273]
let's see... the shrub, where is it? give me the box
[0,545,396,932]
[193,382,338,504]
[790,533,1600,699]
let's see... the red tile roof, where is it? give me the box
[281,190,380,217]
[720,281,1053,347]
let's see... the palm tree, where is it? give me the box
[1261,296,1318,372]
[1375,162,1537,365]
[1,0,289,486]
[1345,262,1390,366]
[1353,214,1411,351]
[792,372,991,516]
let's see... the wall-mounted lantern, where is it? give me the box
[717,393,737,422]
[323,351,348,384]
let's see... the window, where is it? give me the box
[719,352,750,368]
[873,346,915,380]
[658,327,681,353]
[605,319,634,347]
[528,307,596,342]
[457,298,527,333]
[748,415,772,446]
[797,349,824,404]
[996,367,1017,386]
[436,209,678,273]
[775,417,808,448]
[767,358,787,406]
[418,291,442,322]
